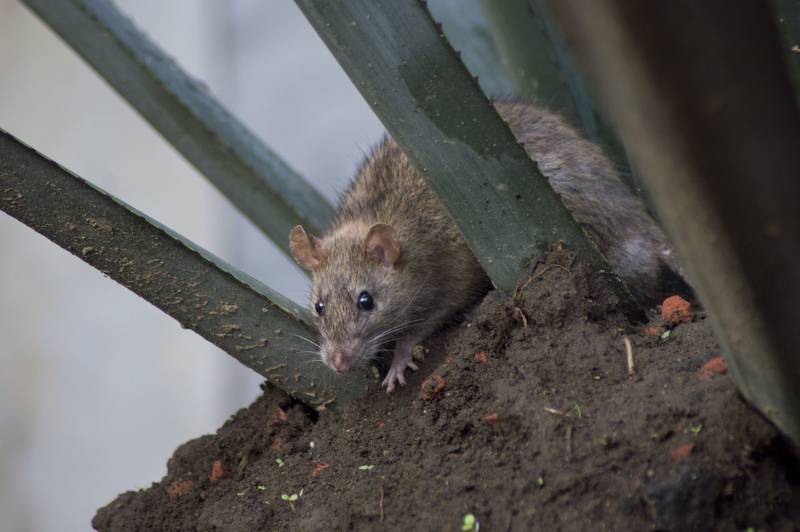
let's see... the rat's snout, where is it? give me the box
[330,352,351,374]
[322,338,362,374]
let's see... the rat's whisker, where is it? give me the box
[291,334,321,348]
[396,271,432,318]
[368,319,424,344]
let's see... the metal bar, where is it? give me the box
[425,0,515,97]
[294,0,630,302]
[0,130,371,408]
[21,0,336,257]
[546,0,800,441]
[481,0,580,125]
[773,0,800,108]
[480,0,637,194]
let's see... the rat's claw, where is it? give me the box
[382,346,419,393]
[382,366,409,393]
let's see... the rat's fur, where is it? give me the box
[290,101,687,391]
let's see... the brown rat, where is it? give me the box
[290,101,688,392]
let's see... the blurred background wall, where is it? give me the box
[0,1,384,530]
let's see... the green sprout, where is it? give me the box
[661,329,671,340]
[276,458,284,467]
[256,485,267,492]
[537,476,545,487]
[690,425,703,434]
[574,403,583,418]
[370,365,381,382]
[412,344,426,363]
[358,464,375,471]
[462,513,479,531]
[281,493,299,512]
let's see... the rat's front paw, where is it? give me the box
[381,358,419,393]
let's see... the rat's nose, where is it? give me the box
[323,339,360,374]
[330,353,350,373]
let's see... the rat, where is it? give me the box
[289,100,688,392]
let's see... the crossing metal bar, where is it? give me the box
[0,130,371,408]
[22,0,335,257]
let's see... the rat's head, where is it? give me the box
[290,222,410,373]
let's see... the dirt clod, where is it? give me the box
[208,460,227,482]
[310,463,330,477]
[473,351,489,364]
[661,295,693,324]
[267,407,288,427]
[166,480,193,500]
[699,356,728,381]
[420,375,447,400]
[670,443,696,461]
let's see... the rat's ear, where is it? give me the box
[289,225,321,270]
[365,223,400,268]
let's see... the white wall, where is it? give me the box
[0,1,383,530]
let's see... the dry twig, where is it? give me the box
[379,484,385,521]
[624,335,635,377]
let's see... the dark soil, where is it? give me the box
[93,251,800,531]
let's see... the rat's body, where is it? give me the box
[290,101,686,392]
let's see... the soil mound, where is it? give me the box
[94,251,800,531]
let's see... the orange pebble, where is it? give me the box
[267,407,288,428]
[661,295,693,324]
[311,463,330,477]
[699,356,728,381]
[167,479,194,500]
[483,412,501,426]
[421,375,447,400]
[474,351,489,364]
[670,443,696,461]
[209,460,228,482]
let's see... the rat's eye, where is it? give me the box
[314,299,325,316]
[357,291,374,311]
